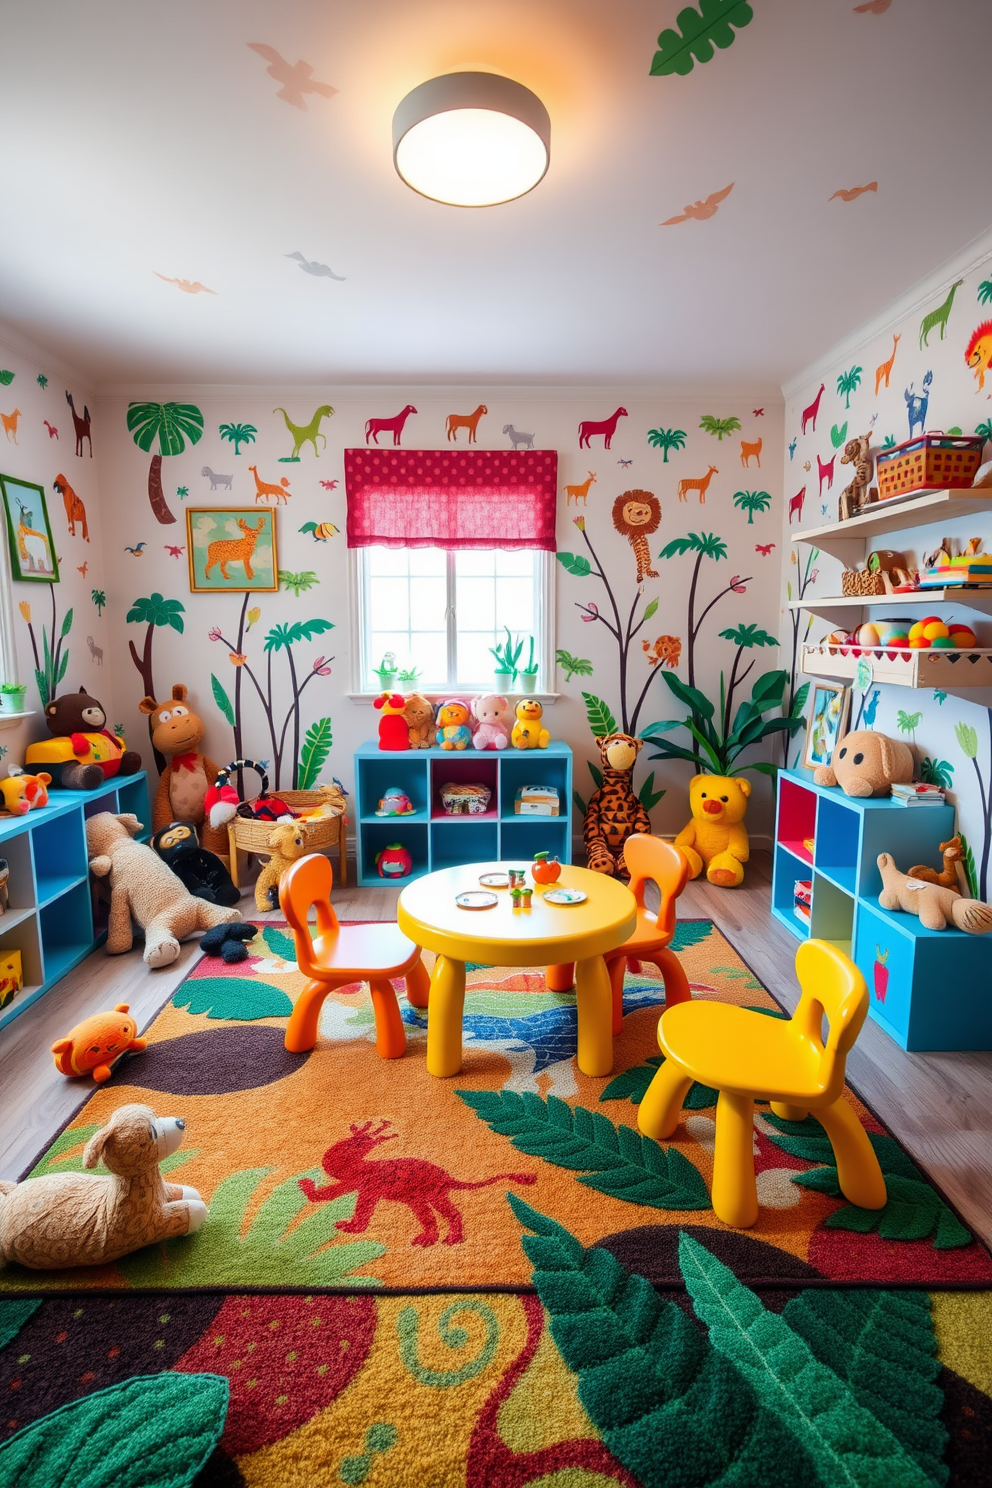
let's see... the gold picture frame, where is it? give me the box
[186,507,278,593]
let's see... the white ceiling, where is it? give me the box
[1,0,990,387]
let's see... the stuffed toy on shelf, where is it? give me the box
[674,773,751,888]
[813,729,914,798]
[138,684,228,855]
[877,852,992,934]
[404,693,437,749]
[471,694,511,750]
[583,733,651,876]
[511,699,550,749]
[26,688,141,790]
[0,768,52,816]
[151,821,240,907]
[374,692,410,751]
[436,699,473,750]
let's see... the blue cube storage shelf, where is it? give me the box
[771,767,990,1052]
[354,742,572,886]
[0,771,150,1032]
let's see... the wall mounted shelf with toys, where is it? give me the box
[790,486,992,563]
[353,742,572,887]
[801,640,992,690]
[772,769,990,1052]
[0,772,150,1032]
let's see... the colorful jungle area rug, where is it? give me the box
[1,919,990,1485]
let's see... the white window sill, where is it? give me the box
[347,691,561,705]
[0,710,34,731]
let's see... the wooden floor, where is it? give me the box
[2,854,990,1248]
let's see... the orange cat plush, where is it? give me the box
[51,1002,147,1083]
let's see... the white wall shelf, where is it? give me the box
[801,643,992,690]
[790,487,992,564]
[786,589,992,630]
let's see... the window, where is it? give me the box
[354,546,554,693]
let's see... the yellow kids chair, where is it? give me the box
[637,938,887,1228]
[280,854,430,1060]
[547,835,691,1033]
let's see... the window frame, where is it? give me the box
[348,546,557,700]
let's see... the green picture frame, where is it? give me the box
[0,473,59,583]
[186,506,278,593]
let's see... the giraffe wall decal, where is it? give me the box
[919,279,963,348]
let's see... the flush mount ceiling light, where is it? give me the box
[392,72,550,207]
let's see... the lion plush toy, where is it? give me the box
[583,733,651,876]
[674,774,751,888]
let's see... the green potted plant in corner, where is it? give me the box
[489,627,524,690]
[0,682,28,716]
[373,652,398,691]
[517,636,539,693]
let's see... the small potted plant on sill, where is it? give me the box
[517,636,539,693]
[397,665,421,687]
[490,626,524,689]
[0,682,28,716]
[373,651,398,690]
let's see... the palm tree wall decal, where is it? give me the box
[126,402,205,524]
[91,588,106,616]
[647,426,687,462]
[657,532,752,690]
[732,489,772,524]
[836,365,863,409]
[126,593,186,772]
[219,422,258,456]
[717,624,780,741]
[698,414,741,441]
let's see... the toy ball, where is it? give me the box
[876,621,911,647]
[949,624,977,648]
[375,842,413,879]
[826,629,851,647]
[930,636,957,650]
[923,620,949,642]
[856,622,881,648]
[51,1002,147,1083]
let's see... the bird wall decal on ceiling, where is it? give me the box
[829,182,878,202]
[247,44,338,110]
[154,274,217,295]
[660,183,733,225]
[285,252,346,280]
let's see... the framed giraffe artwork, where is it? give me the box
[185,507,278,593]
[0,473,59,583]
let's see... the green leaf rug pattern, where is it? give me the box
[0,1372,229,1488]
[0,1299,41,1352]
[762,1113,973,1249]
[650,0,754,77]
[457,1090,709,1210]
[173,976,292,1021]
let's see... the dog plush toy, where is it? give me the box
[52,1002,147,1083]
[255,822,308,912]
[877,852,992,934]
[814,729,914,798]
[0,1103,207,1270]
[583,733,651,876]
[675,774,752,888]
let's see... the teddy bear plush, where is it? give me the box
[814,729,914,798]
[674,774,751,888]
[404,693,437,749]
[436,699,473,750]
[138,684,228,855]
[471,693,510,750]
[86,811,241,968]
[255,821,309,912]
[877,852,992,934]
[0,1103,207,1270]
[583,733,651,876]
[25,688,141,790]
[511,699,550,749]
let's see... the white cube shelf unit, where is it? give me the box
[0,772,150,1031]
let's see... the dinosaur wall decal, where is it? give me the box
[273,404,334,460]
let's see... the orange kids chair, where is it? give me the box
[547,835,691,1032]
[280,854,430,1060]
[637,938,887,1228]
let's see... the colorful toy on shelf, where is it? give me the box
[139,684,228,856]
[0,768,52,816]
[205,760,291,829]
[150,820,240,907]
[813,729,914,798]
[0,1103,208,1270]
[837,433,877,521]
[254,822,308,912]
[511,699,550,750]
[471,693,511,751]
[0,949,23,1009]
[51,1001,148,1082]
[908,834,964,890]
[26,688,141,790]
[375,842,413,879]
[583,733,651,877]
[439,782,491,815]
[374,691,410,751]
[375,786,415,816]
[674,773,751,888]
[436,699,473,750]
[531,851,561,884]
[85,811,241,969]
[404,692,437,749]
[877,852,992,934]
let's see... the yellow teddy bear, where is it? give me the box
[511,699,550,749]
[674,774,751,888]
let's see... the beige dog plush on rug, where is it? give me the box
[87,811,240,967]
[0,1103,207,1270]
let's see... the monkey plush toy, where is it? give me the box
[150,822,240,908]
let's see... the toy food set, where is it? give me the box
[510,885,534,908]
[0,857,8,914]
[531,851,562,884]
[439,782,491,815]
[375,842,413,878]
[376,787,415,816]
[874,430,985,501]
[794,879,812,926]
[0,949,23,1009]
[514,785,560,816]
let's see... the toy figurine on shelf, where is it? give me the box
[404,693,437,749]
[436,700,473,750]
[376,842,413,879]
[375,786,415,816]
[471,694,511,751]
[374,692,409,751]
[511,699,550,749]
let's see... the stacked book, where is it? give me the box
[794,879,812,925]
[890,782,946,808]
[919,555,992,588]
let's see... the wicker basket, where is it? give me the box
[876,431,985,500]
[841,569,886,596]
[229,789,346,857]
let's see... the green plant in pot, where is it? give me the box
[517,636,539,693]
[373,651,398,690]
[641,661,807,780]
[489,626,524,688]
[397,665,421,687]
[0,682,28,715]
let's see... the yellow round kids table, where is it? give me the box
[397,862,637,1079]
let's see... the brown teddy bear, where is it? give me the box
[255,822,309,912]
[877,852,992,934]
[138,684,227,855]
[25,687,141,790]
[86,811,240,968]
[0,1103,207,1270]
[404,692,437,749]
[813,729,914,798]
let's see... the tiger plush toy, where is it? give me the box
[583,733,652,877]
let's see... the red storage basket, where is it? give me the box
[875,430,984,500]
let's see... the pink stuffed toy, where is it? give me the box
[471,694,511,751]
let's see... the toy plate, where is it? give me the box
[542,887,587,906]
[456,890,499,910]
[479,872,509,888]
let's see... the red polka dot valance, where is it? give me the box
[344,448,558,550]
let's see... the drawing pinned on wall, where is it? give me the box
[829,182,878,202]
[965,322,992,394]
[836,365,863,409]
[578,407,627,449]
[1,474,59,582]
[365,405,417,446]
[874,333,900,394]
[502,424,536,449]
[564,471,597,505]
[154,274,216,295]
[91,588,106,615]
[127,400,203,524]
[65,391,92,457]
[164,544,185,558]
[0,371,13,386]
[187,507,278,593]
[641,635,682,668]
[699,414,741,441]
[274,404,334,461]
[124,542,147,556]
[739,437,761,468]
[319,479,339,490]
[279,569,319,597]
[919,279,964,347]
[246,43,338,110]
[731,489,771,523]
[788,485,807,524]
[676,465,718,503]
[660,182,734,225]
[219,422,257,455]
[44,421,58,439]
[816,453,836,493]
[611,490,662,586]
[445,404,488,444]
[53,474,88,541]
[755,543,775,555]
[299,521,339,542]
[650,2,753,76]
[800,383,825,434]
[647,426,686,462]
[285,251,346,280]
[829,421,848,449]
[905,371,933,436]
[1,408,20,443]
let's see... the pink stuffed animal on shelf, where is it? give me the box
[471,694,511,751]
